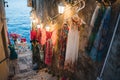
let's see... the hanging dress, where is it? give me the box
[45,31,53,66]
[30,29,37,40]
[41,29,46,45]
[37,28,42,44]
[87,4,105,53]
[90,6,111,62]
[58,24,69,69]
[64,24,79,72]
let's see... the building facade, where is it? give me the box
[0,0,9,80]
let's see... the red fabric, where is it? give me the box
[46,31,52,40]
[45,31,53,66]
[37,28,42,44]
[10,33,20,38]
[21,38,26,42]
[51,30,57,46]
[30,30,37,40]
[41,29,46,45]
[61,77,67,80]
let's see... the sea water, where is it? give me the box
[5,0,31,44]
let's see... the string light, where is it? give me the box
[37,24,41,28]
[45,25,50,31]
[32,19,36,23]
[58,2,65,14]
[37,24,43,29]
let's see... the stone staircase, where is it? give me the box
[12,68,58,80]
[8,42,57,80]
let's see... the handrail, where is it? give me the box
[97,13,120,80]
[0,57,9,64]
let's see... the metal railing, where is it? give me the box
[0,57,9,64]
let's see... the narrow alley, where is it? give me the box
[0,0,120,80]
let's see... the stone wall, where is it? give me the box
[102,1,120,79]
[0,0,9,80]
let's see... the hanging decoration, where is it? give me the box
[58,2,65,14]
[58,23,69,69]
[90,6,111,62]
[30,28,37,41]
[87,2,106,53]
[29,0,86,72]
[64,15,83,72]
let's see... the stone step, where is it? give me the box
[12,71,36,80]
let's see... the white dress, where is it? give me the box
[64,24,79,71]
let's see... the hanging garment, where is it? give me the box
[8,45,18,60]
[58,24,69,69]
[41,29,46,45]
[30,30,37,40]
[90,5,101,27]
[90,6,111,62]
[32,41,40,65]
[64,24,79,72]
[45,31,53,66]
[21,38,26,42]
[87,4,105,53]
[37,28,42,44]
[51,30,57,46]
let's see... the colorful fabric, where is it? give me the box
[45,31,53,66]
[58,24,69,69]
[90,5,101,27]
[21,38,26,42]
[37,28,42,44]
[87,4,105,53]
[30,30,37,40]
[90,6,111,62]
[64,23,79,72]
[51,30,57,46]
[31,41,40,65]
[41,29,46,45]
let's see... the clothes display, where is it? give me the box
[51,30,57,46]
[87,4,105,53]
[64,18,80,72]
[41,29,46,45]
[8,44,18,60]
[58,23,69,69]
[31,40,40,65]
[37,28,42,44]
[45,31,53,66]
[30,29,37,40]
[90,5,101,27]
[90,6,111,62]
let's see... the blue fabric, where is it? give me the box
[90,7,111,62]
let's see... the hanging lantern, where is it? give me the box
[37,24,41,28]
[32,19,36,23]
[46,25,50,31]
[58,2,65,14]
[37,23,43,29]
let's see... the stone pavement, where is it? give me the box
[25,68,57,80]
[9,42,57,80]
